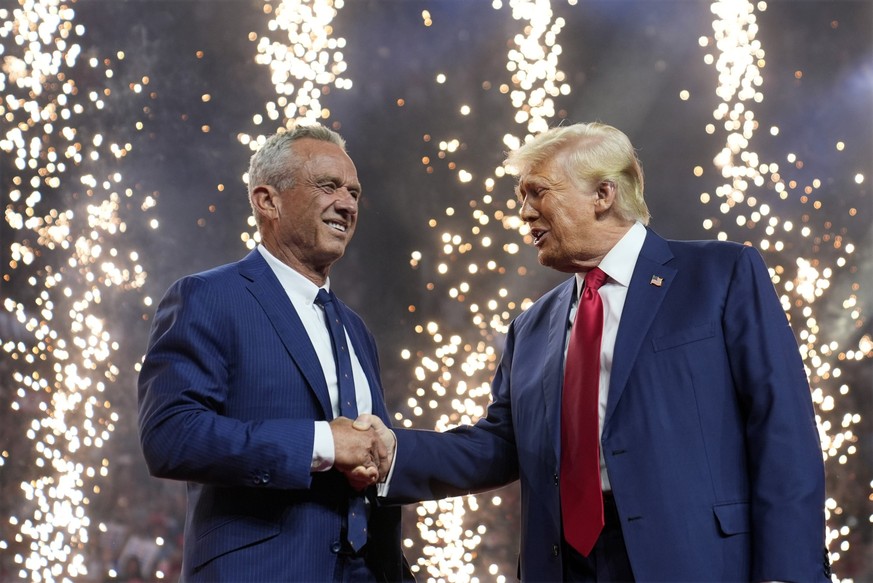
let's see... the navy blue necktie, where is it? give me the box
[315,288,368,551]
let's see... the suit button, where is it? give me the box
[252,475,261,485]
[331,541,342,554]
[553,473,559,486]
[261,472,271,484]
[552,544,559,557]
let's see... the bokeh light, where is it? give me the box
[2,1,869,581]
[1,1,150,580]
[702,2,869,573]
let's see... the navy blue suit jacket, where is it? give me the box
[389,229,828,581]
[138,250,409,581]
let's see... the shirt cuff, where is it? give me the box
[311,420,335,472]
[376,429,398,496]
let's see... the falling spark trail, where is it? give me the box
[701,2,867,577]
[397,1,574,580]
[1,1,149,580]
[239,0,352,248]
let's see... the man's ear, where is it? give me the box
[250,185,279,222]
[593,180,617,215]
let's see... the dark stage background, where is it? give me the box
[1,0,871,581]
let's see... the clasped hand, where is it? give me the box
[329,414,396,491]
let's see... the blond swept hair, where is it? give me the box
[505,122,650,224]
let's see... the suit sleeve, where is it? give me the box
[137,275,316,490]
[724,246,827,581]
[386,322,520,503]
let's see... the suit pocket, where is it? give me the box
[652,322,716,352]
[191,515,281,570]
[712,501,750,536]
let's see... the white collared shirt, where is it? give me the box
[566,221,647,490]
[258,244,373,471]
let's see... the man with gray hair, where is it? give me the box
[138,124,410,581]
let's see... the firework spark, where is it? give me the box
[701,2,867,577]
[1,1,149,580]
[237,0,352,250]
[395,1,574,580]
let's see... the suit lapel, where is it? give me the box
[605,230,675,426]
[543,278,576,457]
[238,251,333,419]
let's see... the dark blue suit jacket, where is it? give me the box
[389,229,828,581]
[138,250,409,581]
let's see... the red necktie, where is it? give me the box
[560,267,608,557]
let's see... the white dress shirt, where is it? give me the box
[258,244,373,471]
[565,221,647,491]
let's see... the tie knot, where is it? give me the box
[314,288,333,307]
[584,267,608,291]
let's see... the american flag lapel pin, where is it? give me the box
[650,275,664,287]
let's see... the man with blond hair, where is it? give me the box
[357,122,829,582]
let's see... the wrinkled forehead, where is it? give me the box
[516,171,550,195]
[295,139,358,175]
[515,156,567,191]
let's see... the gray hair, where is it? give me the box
[505,122,650,225]
[247,124,347,195]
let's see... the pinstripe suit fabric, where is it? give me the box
[138,250,409,581]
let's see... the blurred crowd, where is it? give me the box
[86,456,186,583]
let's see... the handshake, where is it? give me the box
[329,414,396,490]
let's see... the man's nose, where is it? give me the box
[519,197,537,221]
[334,188,358,213]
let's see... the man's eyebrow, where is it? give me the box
[310,172,339,182]
[312,173,362,192]
[518,176,546,191]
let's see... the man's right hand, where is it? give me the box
[329,416,384,490]
[347,414,396,486]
